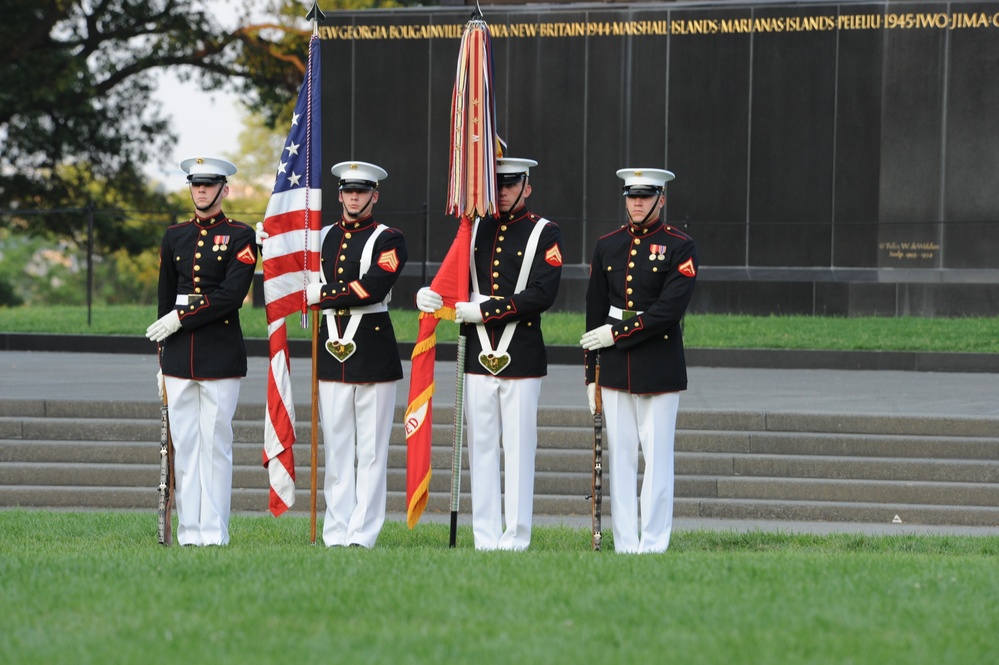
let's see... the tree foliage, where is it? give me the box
[0,0,418,252]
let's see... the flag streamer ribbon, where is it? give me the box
[446,18,498,220]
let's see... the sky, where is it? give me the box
[147,0,269,185]
[149,70,245,185]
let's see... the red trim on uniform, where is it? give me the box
[482,299,518,323]
[614,317,644,341]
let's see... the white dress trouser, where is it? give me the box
[603,389,680,554]
[164,376,240,546]
[318,380,397,548]
[464,374,542,551]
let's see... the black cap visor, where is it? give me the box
[188,175,226,185]
[498,172,528,186]
[623,185,662,198]
[339,179,377,191]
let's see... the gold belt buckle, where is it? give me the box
[478,352,511,375]
[325,339,356,362]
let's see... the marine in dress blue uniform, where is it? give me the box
[305,161,408,549]
[581,168,698,554]
[417,157,563,550]
[146,156,257,546]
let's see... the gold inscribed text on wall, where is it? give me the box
[318,12,999,41]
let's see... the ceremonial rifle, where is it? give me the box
[591,352,603,551]
[158,379,174,546]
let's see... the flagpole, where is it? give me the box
[306,0,325,546]
[449,321,468,547]
[310,309,320,544]
[443,3,497,547]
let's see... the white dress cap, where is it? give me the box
[497,157,538,184]
[181,156,238,183]
[330,161,388,190]
[616,167,675,196]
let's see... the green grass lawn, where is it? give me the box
[1,510,997,664]
[2,304,998,352]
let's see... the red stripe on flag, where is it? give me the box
[263,251,312,279]
[263,319,296,516]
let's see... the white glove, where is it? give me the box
[416,287,443,313]
[156,369,164,401]
[455,301,483,324]
[255,222,269,246]
[586,383,596,415]
[146,310,182,342]
[306,282,323,306]
[580,324,614,350]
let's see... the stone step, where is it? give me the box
[3,398,998,527]
[0,462,581,497]
[4,420,997,462]
[6,439,997,487]
[694,475,999,507]
[4,486,998,528]
[678,430,999,461]
[2,418,596,448]
[0,485,586,517]
[3,400,998,438]
[3,458,996,511]
[683,498,999,528]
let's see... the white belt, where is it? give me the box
[322,301,389,361]
[323,224,389,363]
[468,217,550,375]
[608,306,643,320]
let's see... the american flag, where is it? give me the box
[260,34,323,517]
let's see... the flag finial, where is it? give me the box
[306,1,325,23]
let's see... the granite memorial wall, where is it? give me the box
[315,0,999,316]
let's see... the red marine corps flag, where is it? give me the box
[405,6,500,540]
[260,8,324,517]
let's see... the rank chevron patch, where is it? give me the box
[236,244,256,265]
[377,248,400,273]
[678,257,696,277]
[545,243,562,267]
